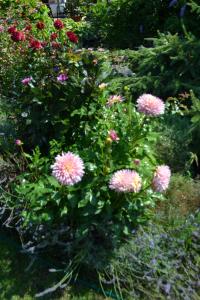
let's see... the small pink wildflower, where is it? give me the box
[109,169,142,193]
[137,94,165,116]
[108,130,120,142]
[51,152,85,186]
[21,77,32,85]
[0,25,4,32]
[57,73,68,82]
[152,165,171,192]
[15,139,23,146]
[107,95,124,107]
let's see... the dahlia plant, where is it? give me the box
[9,92,171,244]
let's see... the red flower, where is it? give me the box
[51,41,61,49]
[8,26,17,34]
[50,32,58,41]
[11,31,26,42]
[25,24,32,31]
[29,39,43,50]
[66,31,78,43]
[54,19,64,30]
[36,21,45,30]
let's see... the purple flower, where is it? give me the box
[53,66,60,72]
[168,0,177,8]
[57,73,68,82]
[180,4,187,17]
[21,77,32,85]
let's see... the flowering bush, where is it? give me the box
[0,12,98,149]
[7,90,171,256]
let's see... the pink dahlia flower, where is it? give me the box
[108,130,120,142]
[107,95,124,107]
[152,165,171,192]
[109,169,142,193]
[21,77,32,85]
[51,152,84,185]
[137,94,165,116]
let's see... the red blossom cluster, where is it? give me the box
[36,21,45,30]
[8,26,26,42]
[66,31,78,43]
[6,19,79,50]
[54,19,64,30]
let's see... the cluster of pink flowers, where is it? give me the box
[51,152,171,195]
[136,94,165,116]
[51,152,85,186]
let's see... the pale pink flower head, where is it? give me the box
[109,169,142,193]
[0,25,4,33]
[21,77,32,85]
[108,130,120,142]
[152,165,171,192]
[107,95,124,107]
[137,94,165,116]
[57,73,68,82]
[51,152,84,186]
[15,139,23,146]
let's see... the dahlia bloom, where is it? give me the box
[54,19,64,30]
[152,165,171,192]
[137,94,165,116]
[108,130,120,142]
[11,31,25,42]
[50,32,58,41]
[107,95,124,107]
[8,26,17,34]
[66,31,78,43]
[51,152,85,186]
[57,73,68,82]
[36,21,45,30]
[21,77,32,85]
[109,169,142,193]
[25,24,32,31]
[29,39,43,50]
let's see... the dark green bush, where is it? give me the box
[86,0,200,49]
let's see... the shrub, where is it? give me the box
[86,0,199,49]
[0,13,96,149]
